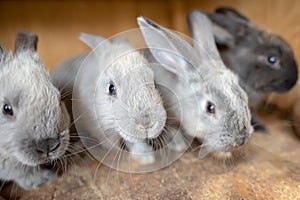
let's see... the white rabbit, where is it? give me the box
[137,12,253,158]
[0,31,70,189]
[53,33,167,166]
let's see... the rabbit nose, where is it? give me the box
[36,138,61,155]
[137,114,152,127]
[234,137,246,147]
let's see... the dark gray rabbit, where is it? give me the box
[191,7,298,131]
[138,12,253,158]
[0,32,70,189]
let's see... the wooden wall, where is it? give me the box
[0,0,299,109]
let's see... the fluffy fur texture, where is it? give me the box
[53,33,167,164]
[202,7,298,131]
[138,12,253,157]
[0,32,70,189]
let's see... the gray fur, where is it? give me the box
[0,31,70,189]
[200,7,298,130]
[138,14,253,157]
[52,32,167,164]
[14,31,38,53]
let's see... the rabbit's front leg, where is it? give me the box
[14,166,55,190]
[251,114,267,132]
[167,126,188,152]
[125,141,155,164]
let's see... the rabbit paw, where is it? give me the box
[127,142,155,164]
[254,123,267,132]
[131,152,155,165]
[167,130,187,152]
[16,168,56,190]
[251,117,267,133]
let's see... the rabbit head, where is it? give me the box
[78,33,167,143]
[205,7,298,96]
[138,13,253,156]
[0,32,70,166]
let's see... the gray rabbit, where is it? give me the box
[0,32,70,189]
[53,33,167,165]
[195,7,298,131]
[138,12,253,158]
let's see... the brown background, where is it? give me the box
[1,0,299,109]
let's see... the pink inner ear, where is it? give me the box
[211,24,235,48]
[150,49,187,76]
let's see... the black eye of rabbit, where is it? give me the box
[205,101,216,115]
[268,56,277,64]
[2,103,13,116]
[108,83,116,95]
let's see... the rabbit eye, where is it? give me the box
[268,56,277,64]
[2,103,13,116]
[205,101,216,115]
[107,83,116,96]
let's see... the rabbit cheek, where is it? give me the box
[271,77,297,93]
[14,137,41,166]
[265,69,297,93]
[14,128,69,166]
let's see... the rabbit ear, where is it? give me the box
[205,8,249,48]
[215,7,249,22]
[0,44,6,55]
[209,21,235,48]
[79,32,106,49]
[14,31,38,54]
[187,10,222,60]
[138,16,199,77]
[0,44,8,63]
